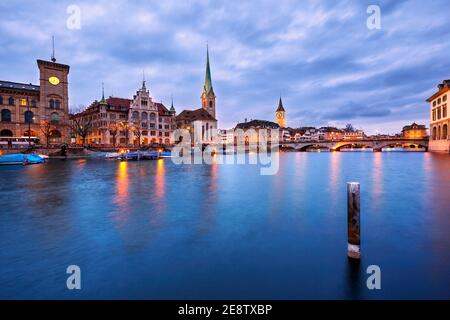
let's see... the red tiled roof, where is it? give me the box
[155,102,171,116]
[176,108,216,122]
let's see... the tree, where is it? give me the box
[345,123,355,132]
[130,121,143,149]
[109,122,119,148]
[71,117,93,146]
[40,120,55,147]
[118,121,131,146]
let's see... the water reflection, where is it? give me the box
[371,152,383,209]
[329,152,341,207]
[114,161,130,223]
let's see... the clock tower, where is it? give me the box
[37,58,70,143]
[275,97,286,128]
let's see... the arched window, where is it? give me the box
[49,99,54,109]
[141,112,148,121]
[443,124,448,140]
[438,126,441,140]
[132,111,139,121]
[8,97,14,105]
[31,100,37,107]
[24,111,34,123]
[0,129,13,137]
[0,96,3,104]
[209,101,213,109]
[1,109,11,122]
[432,127,437,140]
[55,100,61,109]
[150,113,156,122]
[50,112,60,124]
[49,130,62,143]
[164,138,170,145]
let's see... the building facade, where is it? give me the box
[0,58,70,144]
[426,80,449,152]
[70,82,176,146]
[402,123,427,139]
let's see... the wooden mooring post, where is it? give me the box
[347,182,361,259]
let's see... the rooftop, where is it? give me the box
[0,80,40,92]
[176,108,216,122]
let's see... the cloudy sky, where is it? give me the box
[1,0,449,133]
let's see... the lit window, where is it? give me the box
[20,98,27,106]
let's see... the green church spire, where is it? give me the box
[204,45,213,95]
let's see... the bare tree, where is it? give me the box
[130,121,143,149]
[71,117,93,146]
[345,123,355,132]
[119,121,131,146]
[40,120,55,147]
[109,121,119,148]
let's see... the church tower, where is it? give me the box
[275,97,286,128]
[201,46,216,119]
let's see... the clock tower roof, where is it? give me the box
[276,97,285,112]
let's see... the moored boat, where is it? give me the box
[0,154,45,165]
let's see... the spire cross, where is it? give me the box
[51,36,56,62]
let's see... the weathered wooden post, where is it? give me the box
[347,182,361,259]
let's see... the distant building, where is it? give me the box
[234,119,280,144]
[320,127,344,141]
[275,97,286,128]
[402,122,427,140]
[175,47,218,143]
[0,58,70,144]
[426,80,449,152]
[343,130,365,140]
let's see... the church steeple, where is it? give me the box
[201,45,216,119]
[275,97,286,128]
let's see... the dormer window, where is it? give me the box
[141,100,148,106]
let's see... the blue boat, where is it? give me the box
[0,154,45,165]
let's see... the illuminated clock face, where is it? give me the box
[48,76,60,86]
[277,112,283,118]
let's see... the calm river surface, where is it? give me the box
[0,152,449,299]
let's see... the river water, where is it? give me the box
[0,152,449,299]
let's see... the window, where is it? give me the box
[150,123,155,128]
[1,109,12,122]
[110,114,116,120]
[209,101,213,109]
[437,108,441,119]
[141,100,147,106]
[150,113,156,122]
[50,112,60,124]
[24,111,34,123]
[165,132,169,137]
[8,97,14,105]
[443,124,448,139]
[20,98,27,106]
[132,111,139,120]
[141,112,148,121]
[49,99,54,109]
[444,106,447,118]
[55,100,61,109]
[433,101,436,107]
[31,100,37,107]
[142,131,148,136]
[433,110,436,121]
[150,131,156,136]
[444,95,447,102]
[438,98,441,104]
[0,96,3,104]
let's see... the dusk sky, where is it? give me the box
[1,0,449,133]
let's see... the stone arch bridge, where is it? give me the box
[282,138,429,152]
